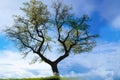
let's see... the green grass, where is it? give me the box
[0,76,80,80]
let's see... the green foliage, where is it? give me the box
[5,0,97,60]
[5,0,97,76]
[5,0,50,58]
[21,0,49,25]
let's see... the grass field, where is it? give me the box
[0,76,80,80]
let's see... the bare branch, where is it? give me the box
[55,52,69,63]
[37,52,52,65]
[64,29,73,42]
[16,36,36,53]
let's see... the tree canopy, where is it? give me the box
[5,0,97,76]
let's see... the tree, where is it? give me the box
[5,0,97,77]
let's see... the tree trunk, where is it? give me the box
[51,62,59,76]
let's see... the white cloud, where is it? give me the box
[59,41,120,80]
[43,0,95,16]
[96,0,120,29]
[1,0,120,33]
[0,0,28,33]
[0,0,95,33]
[63,0,95,16]
[45,0,120,30]
[0,41,120,79]
[112,16,120,29]
[0,50,52,78]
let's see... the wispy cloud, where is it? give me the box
[96,0,120,29]
[112,16,120,29]
[0,0,96,33]
[59,41,120,80]
[0,50,52,78]
[0,41,120,79]
[0,0,26,33]
[63,0,95,16]
[1,0,120,33]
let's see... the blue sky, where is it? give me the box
[0,0,120,80]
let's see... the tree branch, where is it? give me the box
[37,52,52,65]
[16,36,36,53]
[55,52,69,64]
[63,29,72,42]
[18,17,42,42]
